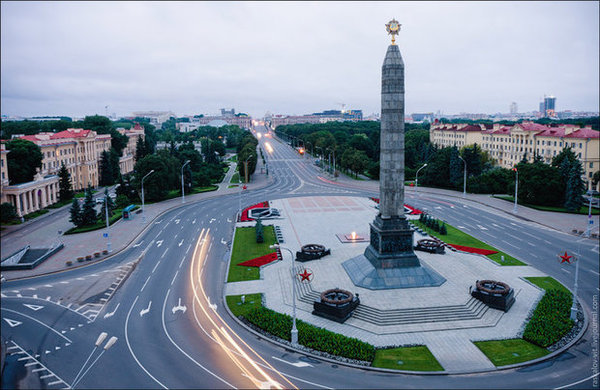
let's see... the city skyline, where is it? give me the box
[1,1,599,119]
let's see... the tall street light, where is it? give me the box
[104,193,111,253]
[458,155,467,198]
[72,332,118,389]
[415,163,428,197]
[315,146,324,171]
[181,160,190,204]
[512,167,518,213]
[141,170,154,223]
[270,244,298,345]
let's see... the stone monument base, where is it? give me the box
[342,254,446,290]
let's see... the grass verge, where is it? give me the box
[372,346,444,371]
[226,293,262,317]
[230,172,240,184]
[525,276,571,295]
[474,339,549,366]
[411,219,525,265]
[493,195,599,215]
[227,226,276,282]
[64,206,139,235]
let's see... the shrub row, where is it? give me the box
[418,213,447,235]
[523,289,574,348]
[243,306,376,362]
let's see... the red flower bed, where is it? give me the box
[448,244,498,255]
[237,252,278,267]
[240,201,270,222]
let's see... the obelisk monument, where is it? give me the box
[342,20,445,289]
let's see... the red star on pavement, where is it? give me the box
[559,251,573,264]
[298,269,312,282]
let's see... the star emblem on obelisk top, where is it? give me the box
[385,19,401,45]
[559,251,573,264]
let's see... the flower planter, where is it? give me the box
[77,257,85,263]
[85,255,92,261]
[94,252,101,258]
[102,250,108,255]
[66,260,73,266]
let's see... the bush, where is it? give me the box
[440,223,447,235]
[523,289,574,347]
[115,194,130,208]
[255,219,264,243]
[1,202,17,223]
[66,260,73,266]
[243,307,375,362]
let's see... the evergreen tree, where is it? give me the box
[69,198,82,227]
[109,149,121,183]
[440,223,447,235]
[80,185,98,226]
[449,146,462,188]
[58,163,74,202]
[564,162,585,211]
[255,218,264,243]
[99,150,113,186]
[1,202,17,223]
[559,158,572,184]
[98,187,116,222]
[135,136,147,161]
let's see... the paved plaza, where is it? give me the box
[225,196,550,372]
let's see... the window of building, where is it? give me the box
[579,143,582,148]
[560,142,563,147]
[578,153,582,158]
[590,162,594,168]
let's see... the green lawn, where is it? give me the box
[228,185,239,188]
[227,154,238,162]
[64,205,139,234]
[411,220,525,266]
[151,185,218,203]
[525,276,571,295]
[226,293,262,317]
[227,226,276,282]
[493,195,599,215]
[474,339,549,366]
[230,172,240,184]
[373,346,444,371]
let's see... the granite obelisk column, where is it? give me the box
[363,19,420,268]
[342,20,445,289]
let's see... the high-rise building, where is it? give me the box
[539,95,557,117]
[510,102,518,114]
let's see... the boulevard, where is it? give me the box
[1,124,598,389]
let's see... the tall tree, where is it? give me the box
[99,150,114,187]
[80,185,98,226]
[69,198,82,227]
[135,136,147,161]
[448,146,462,188]
[564,161,585,211]
[6,139,43,184]
[109,148,121,183]
[98,187,116,222]
[58,163,74,202]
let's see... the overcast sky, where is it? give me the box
[1,1,598,119]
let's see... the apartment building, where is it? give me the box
[430,121,600,190]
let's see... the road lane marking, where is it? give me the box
[104,303,120,319]
[23,304,44,311]
[502,240,519,248]
[140,301,152,317]
[124,295,168,389]
[171,271,179,286]
[178,239,184,247]
[161,248,169,258]
[152,260,161,273]
[141,275,151,292]
[1,308,71,342]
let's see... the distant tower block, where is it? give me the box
[343,19,445,290]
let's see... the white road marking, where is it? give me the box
[502,240,519,248]
[156,240,164,248]
[476,224,488,230]
[23,304,44,311]
[1,309,71,342]
[172,298,187,314]
[133,241,143,247]
[175,219,180,224]
[170,271,179,286]
[178,239,184,247]
[209,218,216,223]
[186,243,192,254]
[104,303,120,319]
[561,268,572,274]
[141,275,151,292]
[152,260,161,273]
[140,301,152,317]
[161,248,169,258]
[192,219,196,224]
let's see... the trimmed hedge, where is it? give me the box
[243,306,375,362]
[523,289,574,347]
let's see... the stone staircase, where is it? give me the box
[292,267,490,327]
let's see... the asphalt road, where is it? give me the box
[1,125,598,389]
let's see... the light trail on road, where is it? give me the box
[189,228,296,389]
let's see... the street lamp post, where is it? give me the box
[141,170,154,223]
[72,332,118,389]
[270,244,298,345]
[104,194,111,253]
[585,190,594,237]
[315,146,324,171]
[415,163,428,197]
[181,160,190,204]
[513,168,518,213]
[243,156,251,184]
[458,155,467,198]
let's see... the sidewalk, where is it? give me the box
[1,162,272,281]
